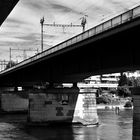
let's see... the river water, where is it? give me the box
[0,109,132,140]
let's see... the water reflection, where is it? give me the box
[0,109,132,140]
[97,109,132,140]
[25,126,74,140]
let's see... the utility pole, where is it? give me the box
[40,17,44,52]
[80,15,88,32]
[40,17,84,52]
[9,47,12,67]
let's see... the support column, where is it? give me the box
[73,88,98,125]
[0,92,28,113]
[28,88,79,124]
[28,85,98,125]
[132,87,140,140]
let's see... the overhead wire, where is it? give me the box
[42,0,140,47]
[42,0,104,45]
[42,0,84,40]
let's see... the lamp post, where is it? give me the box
[81,15,87,32]
[40,17,44,52]
[9,47,12,67]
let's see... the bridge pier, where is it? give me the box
[132,87,140,140]
[28,84,98,125]
[73,88,98,125]
[0,86,29,113]
[0,92,28,113]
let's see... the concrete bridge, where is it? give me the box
[0,1,140,139]
[1,5,140,86]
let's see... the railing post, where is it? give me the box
[111,19,113,27]
[129,9,133,20]
[102,23,104,31]
[120,14,123,24]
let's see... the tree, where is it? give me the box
[118,74,131,86]
[5,61,17,69]
[117,74,132,97]
[129,76,140,87]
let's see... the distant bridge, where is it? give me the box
[1,4,140,86]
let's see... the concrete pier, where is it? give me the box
[28,88,78,124]
[132,87,140,140]
[73,89,98,125]
[0,93,28,113]
[28,87,98,125]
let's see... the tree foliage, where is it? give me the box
[118,74,131,86]
[117,74,132,97]
[5,61,17,69]
[129,76,140,87]
[117,73,140,97]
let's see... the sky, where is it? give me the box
[1,0,140,62]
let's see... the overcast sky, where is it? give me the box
[1,0,140,61]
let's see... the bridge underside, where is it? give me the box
[0,17,140,86]
[0,0,19,26]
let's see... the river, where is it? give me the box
[0,108,132,140]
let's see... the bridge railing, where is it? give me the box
[1,4,140,74]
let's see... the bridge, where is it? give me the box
[1,5,140,86]
[0,1,140,140]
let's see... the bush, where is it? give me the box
[96,95,111,104]
[117,87,131,97]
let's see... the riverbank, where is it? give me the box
[97,104,133,110]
